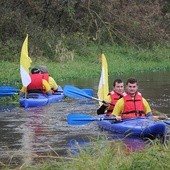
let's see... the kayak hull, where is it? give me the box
[98,117,167,139]
[19,86,64,108]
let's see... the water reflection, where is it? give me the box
[21,107,50,165]
[0,71,169,167]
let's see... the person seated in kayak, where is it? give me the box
[97,79,125,116]
[36,65,58,93]
[111,77,153,121]
[20,67,52,97]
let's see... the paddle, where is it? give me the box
[0,86,19,97]
[0,85,64,98]
[151,110,170,125]
[82,88,94,96]
[67,113,170,126]
[53,91,63,95]
[63,85,114,106]
[67,113,117,125]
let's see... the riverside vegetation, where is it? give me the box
[0,44,170,102]
[0,44,170,85]
[1,137,170,170]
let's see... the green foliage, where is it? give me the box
[0,0,170,61]
[63,33,99,61]
[0,43,169,108]
[0,44,170,87]
[0,40,21,61]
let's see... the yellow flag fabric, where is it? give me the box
[97,54,109,105]
[20,34,32,87]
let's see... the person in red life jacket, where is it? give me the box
[20,68,52,97]
[111,77,153,121]
[97,79,125,116]
[36,65,58,93]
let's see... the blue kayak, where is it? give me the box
[19,86,64,108]
[98,116,167,139]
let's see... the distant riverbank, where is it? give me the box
[0,45,170,87]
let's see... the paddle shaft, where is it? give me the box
[67,113,117,125]
[63,85,115,106]
[53,91,63,95]
[91,96,115,106]
[0,86,20,97]
[72,117,116,121]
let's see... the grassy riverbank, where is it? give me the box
[32,140,170,170]
[0,44,170,87]
[3,138,170,170]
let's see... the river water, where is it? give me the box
[0,71,169,167]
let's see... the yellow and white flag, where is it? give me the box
[97,54,109,105]
[20,34,32,87]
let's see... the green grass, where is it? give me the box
[0,44,169,103]
[0,44,170,87]
[5,138,170,170]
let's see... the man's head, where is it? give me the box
[126,77,138,96]
[113,79,124,94]
[36,65,48,73]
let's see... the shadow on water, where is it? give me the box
[0,71,170,167]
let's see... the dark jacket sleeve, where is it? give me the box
[97,105,107,115]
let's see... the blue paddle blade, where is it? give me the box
[0,86,18,93]
[67,113,100,125]
[63,85,92,99]
[82,89,94,97]
[0,92,17,97]
[0,86,19,97]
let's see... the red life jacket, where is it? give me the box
[106,91,125,116]
[121,92,145,119]
[27,73,49,93]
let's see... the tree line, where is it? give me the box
[0,0,169,61]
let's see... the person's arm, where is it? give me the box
[97,95,111,115]
[142,98,152,115]
[97,105,108,115]
[20,86,27,93]
[19,86,27,97]
[42,79,52,95]
[142,98,155,119]
[111,98,124,120]
[49,77,58,91]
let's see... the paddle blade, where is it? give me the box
[0,86,19,97]
[0,92,17,97]
[67,113,100,125]
[63,85,92,99]
[82,89,94,97]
